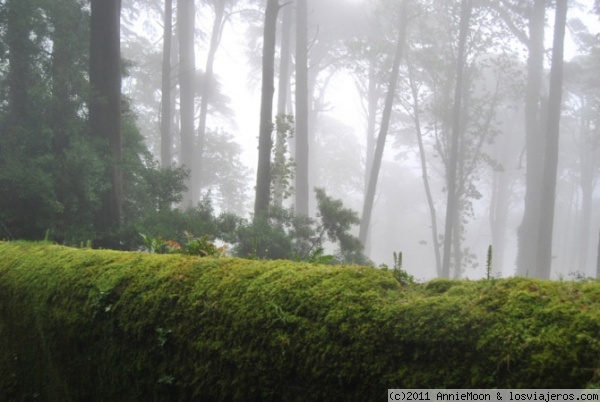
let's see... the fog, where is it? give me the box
[1,0,598,280]
[115,0,600,280]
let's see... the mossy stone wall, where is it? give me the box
[1,242,599,401]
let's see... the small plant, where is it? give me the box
[304,247,335,265]
[181,231,223,257]
[139,233,170,254]
[392,251,414,285]
[156,327,172,347]
[486,245,493,280]
[393,251,403,271]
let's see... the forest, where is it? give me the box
[0,0,599,280]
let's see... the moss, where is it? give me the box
[1,242,600,401]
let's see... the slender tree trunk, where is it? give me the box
[5,0,33,135]
[295,0,310,217]
[90,0,123,245]
[578,102,593,274]
[407,51,442,276]
[178,0,196,208]
[254,0,280,219]
[489,163,509,278]
[193,0,226,199]
[516,0,546,276]
[160,0,173,168]
[536,0,567,279]
[170,26,179,159]
[596,228,600,279]
[49,0,77,154]
[273,2,292,208]
[441,0,471,278]
[362,57,379,256]
[359,0,408,246]
[277,3,292,117]
[365,60,378,196]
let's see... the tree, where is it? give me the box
[295,0,310,217]
[358,0,408,247]
[160,0,173,168]
[441,0,472,278]
[405,49,442,276]
[254,0,280,219]
[0,0,58,240]
[272,2,293,208]
[47,0,102,242]
[506,0,547,276]
[535,0,567,278]
[89,0,123,246]
[178,0,196,207]
[193,0,228,202]
[595,0,600,279]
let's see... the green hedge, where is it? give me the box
[1,242,599,401]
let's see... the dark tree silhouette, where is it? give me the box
[90,0,123,245]
[254,0,280,219]
[536,0,568,278]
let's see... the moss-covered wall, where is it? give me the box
[1,242,599,401]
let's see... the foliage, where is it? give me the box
[233,189,368,264]
[121,194,236,252]
[200,129,252,215]
[2,242,600,402]
[0,0,191,247]
[380,251,415,285]
[139,231,225,257]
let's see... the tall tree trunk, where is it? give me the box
[364,59,378,196]
[407,51,442,276]
[48,0,82,240]
[49,0,78,154]
[295,0,310,217]
[273,2,293,208]
[193,0,226,199]
[489,161,510,278]
[516,0,546,276]
[90,0,123,246]
[160,0,173,168]
[178,0,196,208]
[441,0,471,278]
[596,228,600,279]
[358,0,408,247]
[577,101,593,274]
[254,0,280,219]
[5,0,33,134]
[536,0,567,279]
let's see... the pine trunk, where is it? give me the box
[178,0,196,208]
[441,0,471,278]
[160,0,173,168]
[535,0,567,279]
[516,0,546,276]
[359,0,408,247]
[89,0,123,245]
[194,0,226,199]
[407,52,442,276]
[254,0,280,219]
[295,0,310,217]
[273,2,293,208]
